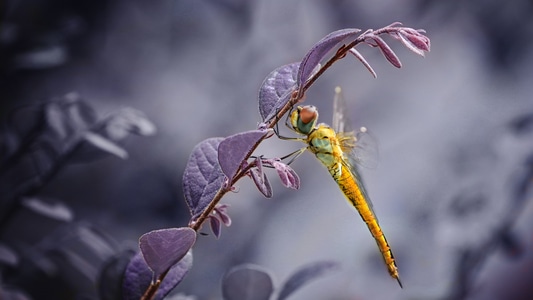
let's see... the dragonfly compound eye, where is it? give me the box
[299,105,318,124]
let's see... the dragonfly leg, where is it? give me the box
[284,106,303,134]
[272,106,302,139]
[279,147,307,165]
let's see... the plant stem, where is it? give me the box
[141,269,169,300]
[189,162,256,232]
[189,186,229,232]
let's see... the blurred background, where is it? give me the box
[1,0,533,299]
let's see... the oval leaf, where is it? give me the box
[183,138,226,218]
[348,48,377,78]
[123,251,193,300]
[210,216,221,238]
[218,129,270,180]
[271,160,300,190]
[215,204,232,226]
[123,252,153,300]
[250,167,273,198]
[396,32,426,57]
[277,261,340,300]
[222,264,274,300]
[155,252,193,299]
[297,28,361,89]
[259,62,300,122]
[397,28,430,53]
[262,158,300,190]
[139,227,196,278]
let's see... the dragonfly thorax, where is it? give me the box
[307,125,341,155]
[307,125,343,176]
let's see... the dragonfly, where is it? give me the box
[280,86,402,287]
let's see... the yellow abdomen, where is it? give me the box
[333,163,401,286]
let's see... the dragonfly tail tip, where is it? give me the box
[397,277,403,289]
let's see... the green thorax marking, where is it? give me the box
[308,125,342,177]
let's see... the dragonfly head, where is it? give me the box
[290,105,318,135]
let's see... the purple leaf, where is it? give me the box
[265,159,300,190]
[396,31,430,57]
[208,204,233,238]
[250,167,273,198]
[297,28,362,90]
[139,227,196,278]
[183,138,226,218]
[368,35,402,68]
[210,216,221,238]
[348,48,377,78]
[123,252,153,300]
[259,62,300,122]
[277,261,340,300]
[217,211,232,227]
[222,264,274,300]
[218,130,270,180]
[214,204,232,226]
[399,28,430,52]
[123,251,193,300]
[275,163,300,190]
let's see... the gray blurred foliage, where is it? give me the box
[2,0,533,299]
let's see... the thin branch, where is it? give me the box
[189,160,257,232]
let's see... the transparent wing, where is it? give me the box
[332,86,349,133]
[351,128,379,169]
[332,87,378,169]
[341,152,379,222]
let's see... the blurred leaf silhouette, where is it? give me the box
[221,261,340,300]
[0,93,156,300]
[0,93,156,221]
